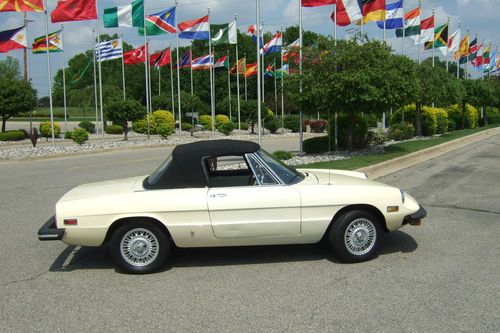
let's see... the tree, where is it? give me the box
[240,99,261,134]
[105,98,146,140]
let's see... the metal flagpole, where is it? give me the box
[143,11,151,139]
[465,27,470,80]
[169,42,175,116]
[43,0,55,145]
[383,16,386,44]
[261,21,265,104]
[158,67,161,95]
[256,0,262,145]
[432,8,435,68]
[190,45,194,125]
[208,8,216,135]
[61,24,68,132]
[96,0,105,141]
[456,22,461,79]
[235,14,241,131]
[24,13,28,81]
[273,59,277,116]
[280,25,284,134]
[175,0,182,136]
[244,52,247,100]
[445,16,450,72]
[334,5,337,46]
[147,38,153,114]
[402,0,406,55]
[227,49,232,122]
[92,28,99,134]
[298,0,303,155]
[120,33,126,100]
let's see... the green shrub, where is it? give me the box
[421,106,438,136]
[447,104,479,129]
[391,104,440,136]
[132,119,149,134]
[240,122,249,130]
[431,107,448,134]
[71,128,89,145]
[64,131,73,139]
[0,130,25,141]
[486,107,500,124]
[265,118,279,134]
[303,136,330,154]
[156,122,174,139]
[388,122,415,141]
[199,115,213,129]
[283,115,301,132]
[181,122,193,131]
[273,150,293,161]
[447,119,457,131]
[39,121,61,138]
[365,113,379,128]
[309,119,328,133]
[105,124,124,134]
[151,110,175,134]
[19,110,66,118]
[217,122,235,136]
[328,113,369,149]
[215,114,230,126]
[367,128,387,145]
[78,120,95,134]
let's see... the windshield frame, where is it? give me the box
[253,150,304,185]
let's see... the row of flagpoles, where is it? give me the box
[1,0,499,147]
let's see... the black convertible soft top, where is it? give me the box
[145,139,260,189]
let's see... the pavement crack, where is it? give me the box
[422,203,500,215]
[1,270,48,287]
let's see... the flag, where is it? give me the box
[417,16,434,45]
[192,54,213,70]
[486,52,498,73]
[175,50,192,69]
[395,7,420,38]
[211,21,237,46]
[262,32,282,55]
[103,0,144,28]
[230,58,246,75]
[214,55,228,71]
[51,0,97,23]
[471,42,484,67]
[244,62,258,78]
[124,44,146,64]
[247,24,264,48]
[425,23,448,56]
[376,0,402,29]
[95,38,123,62]
[448,29,461,54]
[151,48,171,68]
[479,46,491,69]
[301,0,336,6]
[275,64,289,78]
[361,0,386,24]
[461,38,478,64]
[332,0,362,26]
[264,64,274,78]
[138,6,176,35]
[0,25,27,53]
[32,30,63,54]
[457,34,469,63]
[0,0,44,12]
[178,15,209,40]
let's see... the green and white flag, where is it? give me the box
[103,0,144,28]
[210,21,237,46]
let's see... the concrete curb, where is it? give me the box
[356,127,500,180]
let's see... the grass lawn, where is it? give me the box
[298,124,500,170]
[11,107,97,122]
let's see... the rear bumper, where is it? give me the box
[38,215,65,241]
[403,206,427,226]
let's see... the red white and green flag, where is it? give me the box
[396,7,420,38]
[214,55,228,71]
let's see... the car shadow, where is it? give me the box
[49,230,418,273]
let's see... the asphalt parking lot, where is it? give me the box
[0,135,499,332]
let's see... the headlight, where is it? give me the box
[400,189,405,204]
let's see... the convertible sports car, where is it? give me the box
[39,140,426,274]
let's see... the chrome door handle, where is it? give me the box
[210,193,227,198]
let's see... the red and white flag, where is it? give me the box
[331,0,362,27]
[124,44,146,65]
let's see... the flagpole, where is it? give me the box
[143,19,151,140]
[208,8,215,135]
[24,13,29,81]
[227,50,232,122]
[298,0,303,155]
[92,28,99,134]
[244,52,247,100]
[256,0,262,145]
[169,42,175,117]
[445,16,450,72]
[43,0,55,145]
[175,0,182,137]
[456,21,461,79]
[432,8,435,68]
[96,0,105,141]
[334,5,337,46]
[280,24,284,134]
[158,67,161,95]
[402,0,406,55]
[273,59,277,117]
[261,21,265,105]
[383,17,386,44]
[465,27,470,80]
[190,45,194,125]
[147,37,153,116]
[119,33,126,100]
[235,14,241,131]
[60,24,68,133]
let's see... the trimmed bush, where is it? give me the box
[388,122,415,141]
[0,130,25,141]
[447,104,479,129]
[156,123,174,139]
[447,118,457,132]
[273,150,293,161]
[215,114,230,126]
[421,106,438,136]
[486,107,500,124]
[64,131,73,139]
[391,104,440,137]
[19,110,66,118]
[72,128,89,145]
[310,119,328,133]
[132,119,149,134]
[240,122,249,130]
[105,124,124,134]
[39,121,61,138]
[365,113,379,128]
[283,115,301,133]
[265,118,279,134]
[367,128,387,145]
[181,122,193,131]
[199,115,213,129]
[78,120,95,134]
[217,122,235,136]
[329,113,369,149]
[304,136,330,154]
[151,110,175,134]
[431,107,448,134]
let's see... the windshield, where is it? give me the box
[256,150,304,185]
[146,155,172,186]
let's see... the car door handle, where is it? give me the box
[210,193,227,198]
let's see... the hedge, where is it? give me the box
[0,130,25,141]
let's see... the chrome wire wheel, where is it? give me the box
[344,218,377,256]
[120,228,159,267]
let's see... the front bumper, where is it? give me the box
[403,206,427,226]
[38,215,65,241]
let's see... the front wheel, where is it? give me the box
[110,221,170,274]
[329,210,381,263]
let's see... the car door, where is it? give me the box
[207,154,301,238]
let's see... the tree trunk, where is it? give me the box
[347,111,354,151]
[250,121,256,134]
[1,116,6,133]
[461,102,466,129]
[483,105,488,126]
[415,102,422,136]
[123,121,128,141]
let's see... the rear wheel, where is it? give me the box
[329,210,381,262]
[110,221,170,274]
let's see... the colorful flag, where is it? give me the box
[175,50,192,69]
[230,58,246,75]
[457,34,469,63]
[471,42,484,67]
[0,0,44,12]
[247,24,264,48]
[448,29,461,54]
[464,38,478,64]
[332,0,362,26]
[0,25,26,53]
[361,0,386,24]
[264,63,274,78]
[376,0,402,29]
[214,55,228,71]
[124,44,146,64]
[262,32,282,55]
[244,62,258,78]
[395,7,420,38]
[51,0,97,23]
[425,23,448,55]
[178,15,209,40]
[417,16,434,45]
[275,64,289,78]
[95,38,123,62]
[151,48,171,68]
[32,30,63,54]
[139,6,176,35]
[301,0,336,6]
[103,0,144,28]
[211,21,237,45]
[192,54,213,70]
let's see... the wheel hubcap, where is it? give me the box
[120,228,159,267]
[344,218,376,256]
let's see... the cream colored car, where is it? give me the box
[39,140,426,274]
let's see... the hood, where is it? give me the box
[297,169,392,188]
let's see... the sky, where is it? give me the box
[1,0,499,97]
